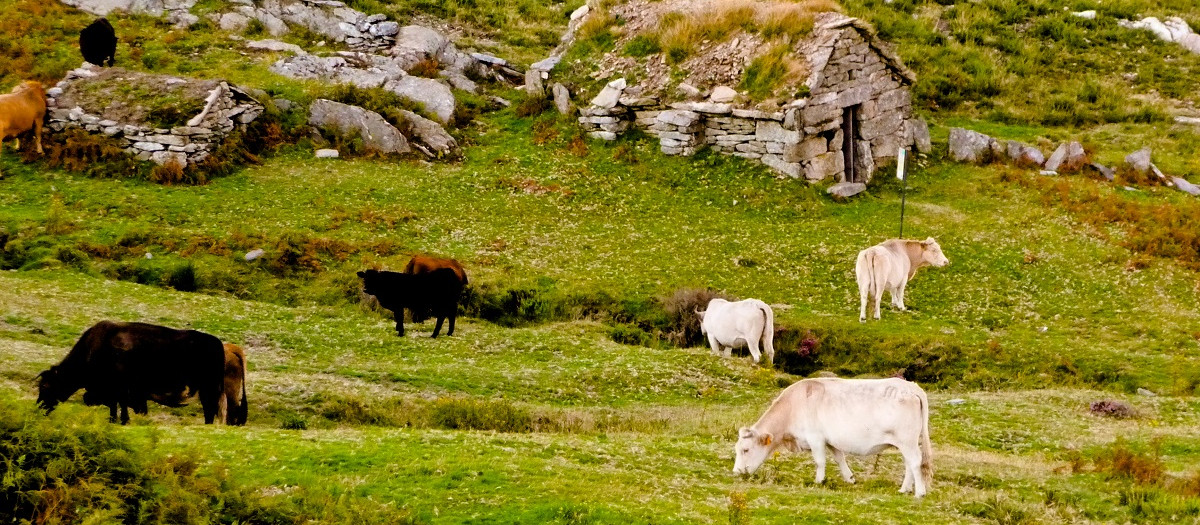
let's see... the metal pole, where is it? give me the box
[897,148,907,238]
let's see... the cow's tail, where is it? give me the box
[759,302,775,363]
[918,388,934,489]
[236,351,248,426]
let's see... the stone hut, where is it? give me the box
[45,65,264,167]
[577,12,930,183]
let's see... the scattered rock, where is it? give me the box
[675,82,701,100]
[590,78,626,109]
[1120,16,1200,54]
[910,118,932,154]
[246,39,305,54]
[948,127,998,164]
[1085,162,1115,181]
[272,98,294,111]
[397,109,457,158]
[1044,141,1086,172]
[1072,10,1096,19]
[1172,177,1200,196]
[387,76,455,124]
[219,12,251,31]
[308,99,410,154]
[827,181,866,199]
[1137,388,1157,397]
[1039,170,1058,176]
[552,83,571,115]
[314,149,339,158]
[1090,399,1136,418]
[709,85,738,103]
[244,248,266,261]
[1006,140,1045,167]
[1175,116,1200,125]
[946,399,966,406]
[1124,147,1152,173]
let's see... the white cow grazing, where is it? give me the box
[732,377,933,498]
[697,298,775,364]
[856,237,949,322]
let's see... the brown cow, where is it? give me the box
[0,81,46,177]
[404,254,468,284]
[220,343,248,425]
[856,237,949,322]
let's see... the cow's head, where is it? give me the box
[921,238,949,267]
[732,426,776,475]
[695,309,707,333]
[357,269,380,294]
[35,365,69,413]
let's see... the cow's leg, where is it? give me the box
[707,335,722,357]
[808,438,828,484]
[894,280,908,311]
[394,310,405,337]
[832,449,856,483]
[200,387,220,424]
[746,337,762,363]
[431,315,445,338]
[108,402,119,423]
[873,286,883,320]
[33,117,43,155]
[447,310,456,336]
[859,285,869,323]
[119,403,130,425]
[898,443,925,497]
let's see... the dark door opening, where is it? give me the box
[842,105,861,183]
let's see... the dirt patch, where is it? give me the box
[55,67,218,129]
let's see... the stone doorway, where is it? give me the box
[842,104,863,183]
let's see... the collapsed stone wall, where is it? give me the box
[44,65,264,167]
[213,0,400,53]
[578,26,929,182]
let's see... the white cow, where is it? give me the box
[732,377,933,498]
[697,298,775,364]
[856,237,949,322]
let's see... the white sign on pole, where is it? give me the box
[896,148,907,180]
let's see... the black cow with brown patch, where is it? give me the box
[36,320,226,424]
[358,268,464,337]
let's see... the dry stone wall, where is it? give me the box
[44,65,263,167]
[577,23,926,183]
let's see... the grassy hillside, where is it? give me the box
[3,0,1200,522]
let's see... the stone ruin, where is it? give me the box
[570,12,930,183]
[45,65,264,167]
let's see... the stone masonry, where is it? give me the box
[44,65,264,167]
[576,13,927,183]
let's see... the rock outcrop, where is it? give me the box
[308,99,409,154]
[270,52,456,123]
[210,0,400,52]
[1120,16,1200,54]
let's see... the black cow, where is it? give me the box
[358,268,464,337]
[80,18,117,67]
[36,321,226,424]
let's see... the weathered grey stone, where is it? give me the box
[786,136,827,163]
[588,131,618,141]
[246,39,305,54]
[524,68,544,95]
[384,76,455,124]
[909,118,931,154]
[552,83,571,115]
[245,248,266,261]
[132,141,165,151]
[709,86,737,103]
[590,77,626,109]
[948,128,997,164]
[731,109,784,121]
[675,82,701,99]
[673,102,731,114]
[308,99,410,154]
[1086,163,1115,181]
[801,104,840,128]
[1124,147,1152,173]
[658,110,700,128]
[150,150,187,166]
[397,109,457,158]
[805,151,844,181]
[1006,140,1045,167]
[1172,176,1200,196]
[827,181,867,198]
[755,120,800,143]
[761,154,801,178]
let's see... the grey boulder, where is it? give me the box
[308,99,410,154]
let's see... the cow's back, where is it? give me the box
[405,255,467,285]
[786,377,926,455]
[702,299,768,345]
[0,83,46,138]
[859,242,909,289]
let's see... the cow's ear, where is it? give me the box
[923,237,935,245]
[759,433,773,446]
[356,271,366,278]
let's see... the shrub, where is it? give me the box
[609,323,657,347]
[427,397,532,432]
[1089,399,1137,419]
[1094,439,1166,485]
[661,287,729,347]
[515,93,552,118]
[623,35,661,57]
[408,58,441,78]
